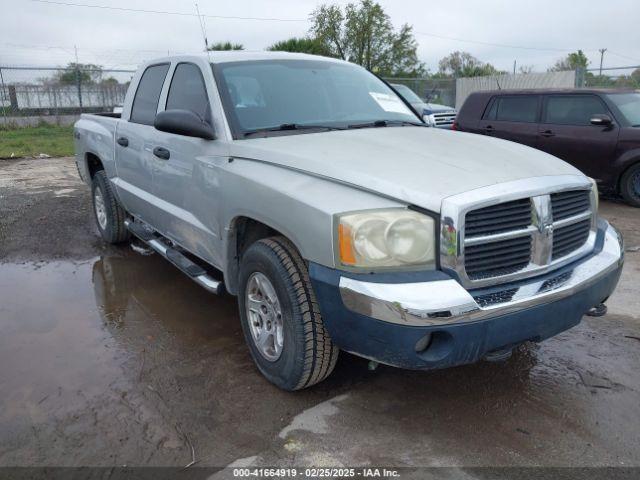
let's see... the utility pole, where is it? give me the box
[598,48,607,76]
[513,60,517,75]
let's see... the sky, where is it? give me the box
[1,0,639,77]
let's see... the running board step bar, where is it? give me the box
[124,219,224,295]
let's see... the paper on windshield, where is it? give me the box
[369,92,412,114]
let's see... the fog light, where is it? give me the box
[414,333,432,353]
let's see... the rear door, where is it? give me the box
[114,63,170,224]
[477,94,541,147]
[148,61,225,266]
[537,94,619,178]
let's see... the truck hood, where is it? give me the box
[411,102,456,114]
[230,127,583,212]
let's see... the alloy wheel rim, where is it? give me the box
[94,188,107,230]
[245,272,284,362]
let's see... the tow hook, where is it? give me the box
[586,303,608,317]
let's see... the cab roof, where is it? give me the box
[143,51,349,66]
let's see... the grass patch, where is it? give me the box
[0,123,74,158]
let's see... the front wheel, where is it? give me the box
[620,163,640,208]
[238,237,339,390]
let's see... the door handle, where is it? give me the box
[540,130,555,138]
[153,147,170,160]
[116,137,129,147]
[484,125,494,133]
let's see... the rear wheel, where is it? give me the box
[238,236,339,390]
[91,170,130,243]
[620,163,640,208]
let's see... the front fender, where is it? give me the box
[217,158,403,294]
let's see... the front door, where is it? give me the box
[537,94,619,179]
[150,62,224,266]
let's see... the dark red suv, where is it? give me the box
[456,89,640,207]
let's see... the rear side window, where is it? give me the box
[166,63,211,121]
[484,96,539,123]
[543,95,609,126]
[130,63,170,125]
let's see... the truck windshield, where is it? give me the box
[212,59,420,137]
[607,93,640,126]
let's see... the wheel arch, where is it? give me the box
[617,157,640,192]
[224,215,307,296]
[85,151,104,179]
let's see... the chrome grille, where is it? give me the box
[551,190,591,220]
[552,219,591,260]
[431,112,457,127]
[441,180,597,289]
[465,198,532,236]
[465,236,532,280]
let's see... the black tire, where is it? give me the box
[238,236,339,390]
[620,163,640,208]
[91,170,130,243]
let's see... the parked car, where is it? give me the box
[74,53,623,390]
[456,89,640,207]
[391,83,457,129]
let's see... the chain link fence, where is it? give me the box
[1,64,638,129]
[382,76,456,108]
[0,66,135,127]
[578,65,640,89]
[385,66,639,111]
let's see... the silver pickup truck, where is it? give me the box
[74,52,624,391]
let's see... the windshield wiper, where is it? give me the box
[346,119,426,129]
[243,123,345,137]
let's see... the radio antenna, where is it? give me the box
[195,3,210,58]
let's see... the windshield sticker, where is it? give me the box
[369,92,412,114]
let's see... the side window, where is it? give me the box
[544,95,609,126]
[166,63,211,121]
[130,64,170,125]
[493,96,539,123]
[482,97,498,120]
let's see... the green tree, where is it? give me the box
[208,42,244,51]
[101,77,119,85]
[310,0,425,76]
[549,50,590,71]
[267,37,334,57]
[438,51,500,77]
[55,63,103,85]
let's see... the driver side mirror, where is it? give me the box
[590,114,613,127]
[154,109,215,140]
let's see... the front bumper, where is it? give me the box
[309,220,623,370]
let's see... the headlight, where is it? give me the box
[422,114,433,126]
[337,209,436,268]
[589,177,599,212]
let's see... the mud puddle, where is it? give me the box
[1,249,639,467]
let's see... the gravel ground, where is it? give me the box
[1,157,639,477]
